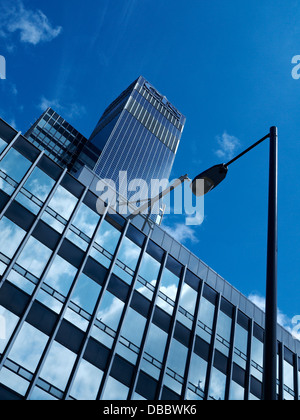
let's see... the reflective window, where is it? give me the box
[229,380,245,400]
[69,273,101,315]
[0,217,26,272]
[8,322,48,372]
[15,236,52,278]
[233,323,248,369]
[187,353,207,400]
[66,203,100,251]
[90,220,121,268]
[0,148,31,195]
[215,311,232,357]
[196,297,215,344]
[136,252,160,300]
[157,267,179,315]
[36,255,77,313]
[178,283,197,329]
[283,358,295,400]
[0,137,7,154]
[164,338,188,395]
[209,367,226,400]
[39,341,77,390]
[16,167,55,214]
[116,307,146,364]
[251,336,264,381]
[0,306,19,353]
[113,237,141,285]
[0,366,29,396]
[42,185,78,233]
[91,291,124,349]
[69,359,103,400]
[102,376,129,400]
[141,323,167,380]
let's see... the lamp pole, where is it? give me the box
[263,126,278,401]
[191,126,278,400]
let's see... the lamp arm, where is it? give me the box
[225,133,270,167]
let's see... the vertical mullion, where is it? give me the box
[204,292,221,400]
[24,203,109,400]
[155,265,187,400]
[96,234,150,400]
[0,131,21,161]
[294,353,299,401]
[63,218,130,400]
[0,183,87,371]
[278,342,284,400]
[224,306,237,400]
[127,252,168,400]
[0,167,68,287]
[0,149,45,220]
[181,279,204,400]
[244,318,254,400]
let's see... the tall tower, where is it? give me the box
[90,76,186,199]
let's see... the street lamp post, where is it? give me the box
[190,127,278,401]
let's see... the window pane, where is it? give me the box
[157,268,179,315]
[8,322,48,372]
[42,186,77,233]
[70,359,103,400]
[15,237,52,278]
[16,167,55,214]
[102,376,129,400]
[0,148,31,195]
[113,237,141,285]
[0,217,26,261]
[197,297,215,344]
[39,341,76,390]
[208,367,226,400]
[66,203,100,250]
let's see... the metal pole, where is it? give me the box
[263,126,278,400]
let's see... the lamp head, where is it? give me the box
[190,164,228,196]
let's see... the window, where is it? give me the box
[136,251,160,300]
[116,308,146,364]
[113,237,141,285]
[36,255,77,313]
[187,353,207,400]
[66,203,100,251]
[196,297,215,344]
[90,220,121,268]
[42,185,78,233]
[157,267,179,315]
[164,339,188,395]
[0,217,26,267]
[15,236,52,278]
[0,148,31,196]
[91,291,124,349]
[69,359,103,400]
[39,341,77,391]
[141,324,167,380]
[102,376,129,400]
[16,167,55,215]
[8,322,48,372]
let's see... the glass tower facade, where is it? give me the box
[91,76,186,200]
[25,108,101,175]
[0,118,299,401]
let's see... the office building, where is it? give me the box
[90,76,186,203]
[24,108,100,175]
[0,118,299,401]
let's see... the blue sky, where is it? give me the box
[1,0,300,332]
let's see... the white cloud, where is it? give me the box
[163,222,199,244]
[38,96,86,120]
[248,293,300,341]
[0,0,62,46]
[215,131,240,161]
